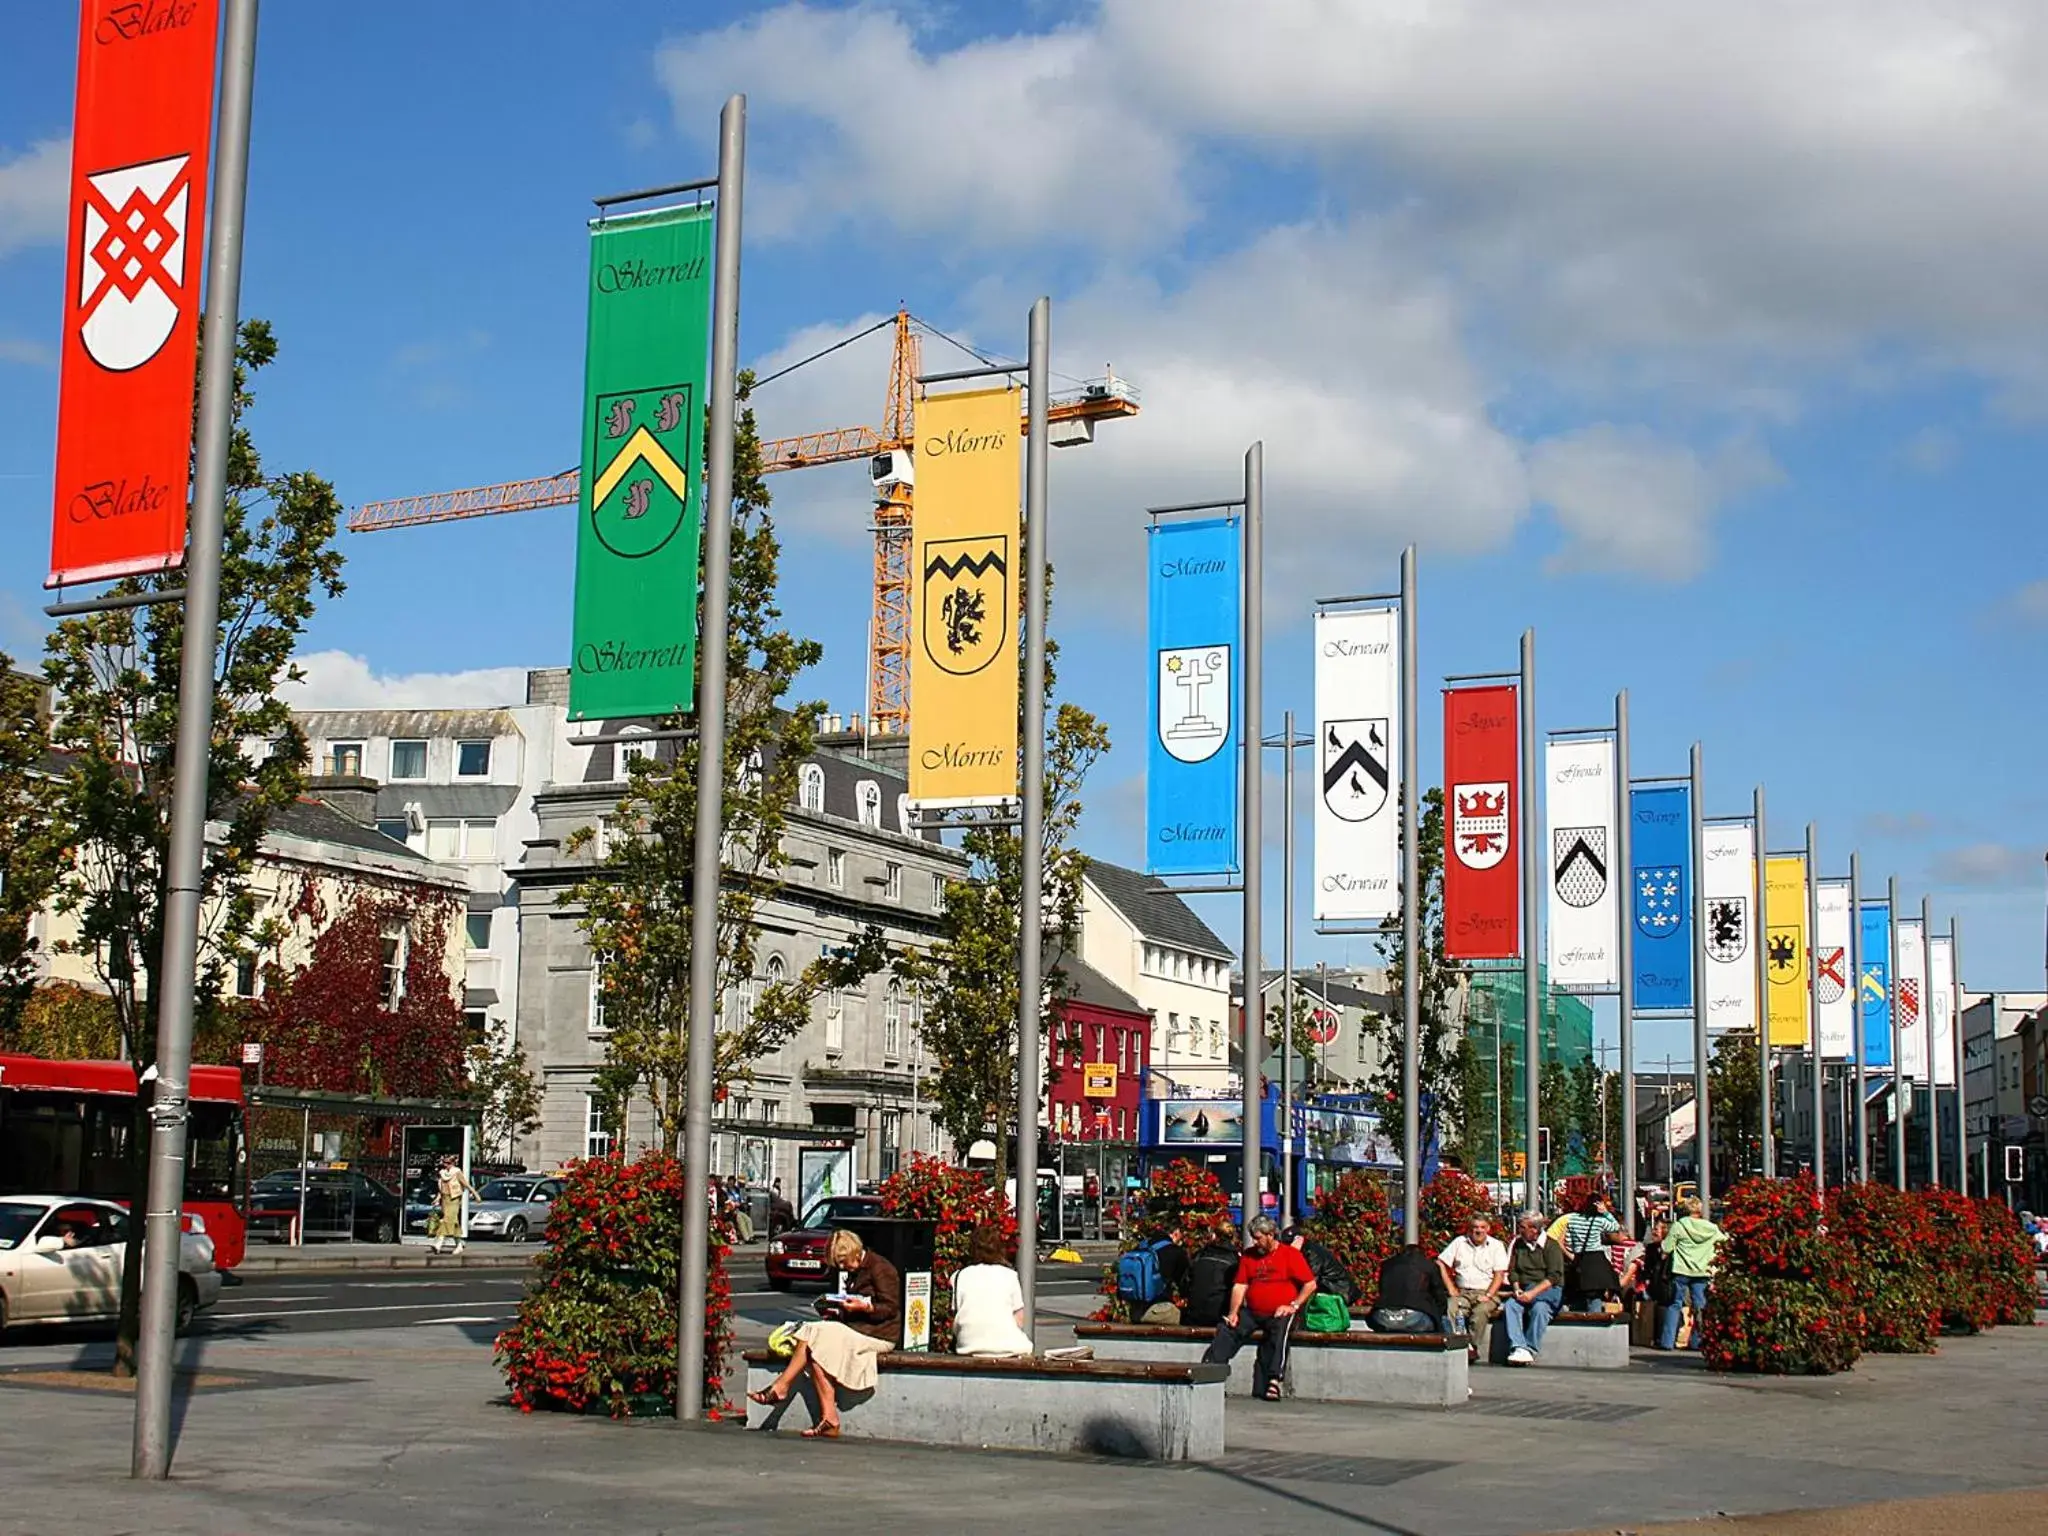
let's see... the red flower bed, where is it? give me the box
[876,1154,1016,1351]
[1303,1169,1399,1310]
[1093,1158,1235,1320]
[495,1153,731,1418]
[1419,1168,1495,1252]
[1976,1201,2039,1327]
[1921,1187,1999,1333]
[1826,1182,1938,1353]
[1698,1175,1860,1376]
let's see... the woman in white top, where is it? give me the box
[952,1225,1034,1357]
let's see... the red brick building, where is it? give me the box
[1047,960,1151,1151]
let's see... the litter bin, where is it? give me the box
[837,1216,937,1351]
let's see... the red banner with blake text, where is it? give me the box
[48,0,221,587]
[1442,684,1521,960]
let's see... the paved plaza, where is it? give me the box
[2,1291,2044,1535]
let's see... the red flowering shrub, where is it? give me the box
[1921,1187,1997,1333]
[1092,1158,1234,1320]
[876,1154,1016,1350]
[495,1152,731,1418]
[1698,1176,1859,1375]
[1826,1181,1938,1353]
[1304,1170,1399,1310]
[1420,1168,1495,1251]
[1975,1200,2039,1326]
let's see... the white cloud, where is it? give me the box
[0,337,54,369]
[1930,842,2043,891]
[1528,426,1777,581]
[282,650,536,710]
[1897,426,1958,473]
[2006,578,2048,624]
[0,138,68,261]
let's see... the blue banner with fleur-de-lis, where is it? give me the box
[1629,784,1693,1011]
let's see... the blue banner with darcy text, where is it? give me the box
[1629,784,1693,1011]
[1145,516,1241,876]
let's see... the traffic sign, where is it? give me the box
[1504,1151,1526,1177]
[1309,1007,1339,1046]
[240,1041,264,1066]
[1083,1063,1118,1098]
[2029,1095,2048,1119]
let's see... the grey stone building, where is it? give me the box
[513,719,968,1186]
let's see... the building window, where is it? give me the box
[932,872,947,908]
[824,989,844,1053]
[584,1094,614,1159]
[463,1008,488,1040]
[376,816,411,845]
[465,912,492,951]
[379,924,408,1010]
[798,763,825,811]
[885,862,902,901]
[880,1109,903,1177]
[856,780,882,827]
[1167,1012,1180,1051]
[427,818,496,861]
[328,741,364,776]
[589,957,608,1035]
[884,981,904,1059]
[765,955,786,991]
[389,739,427,781]
[827,849,846,887]
[1209,1021,1223,1058]
[896,793,912,834]
[730,976,756,1033]
[456,740,491,778]
[233,953,260,999]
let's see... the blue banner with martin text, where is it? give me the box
[1145,516,1241,876]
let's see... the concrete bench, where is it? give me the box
[741,1349,1226,1461]
[1072,1322,1469,1408]
[1487,1309,1630,1369]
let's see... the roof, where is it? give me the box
[0,1055,244,1101]
[1083,858,1233,959]
[265,796,435,864]
[1061,958,1146,1017]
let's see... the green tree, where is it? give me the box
[1708,1029,1763,1181]
[466,1022,545,1163]
[570,378,878,1151]
[1361,788,1477,1168]
[1261,986,1327,1091]
[0,661,63,1034]
[41,319,345,1375]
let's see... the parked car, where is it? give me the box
[463,1176,562,1243]
[764,1195,886,1290]
[0,1196,221,1334]
[247,1168,403,1244]
[403,1177,436,1237]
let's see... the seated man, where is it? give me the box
[1179,1231,1241,1329]
[1435,1214,1508,1363]
[1502,1211,1566,1365]
[1367,1243,1448,1333]
[1202,1216,1317,1401]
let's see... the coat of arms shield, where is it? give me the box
[1635,865,1682,938]
[1321,718,1389,822]
[1451,782,1510,870]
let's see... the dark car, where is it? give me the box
[247,1168,403,1244]
[764,1195,885,1290]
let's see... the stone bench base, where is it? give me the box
[742,1350,1226,1461]
[1488,1310,1630,1369]
[1073,1323,1468,1408]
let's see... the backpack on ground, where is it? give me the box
[1182,1243,1240,1328]
[1116,1238,1172,1307]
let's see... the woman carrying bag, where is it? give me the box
[1560,1192,1622,1310]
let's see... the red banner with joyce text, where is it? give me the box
[48,0,221,587]
[1442,684,1521,960]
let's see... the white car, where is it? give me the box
[464,1176,563,1243]
[0,1196,222,1335]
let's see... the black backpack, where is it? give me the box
[1297,1237,1356,1305]
[1181,1243,1239,1328]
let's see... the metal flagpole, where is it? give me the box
[1849,852,1867,1183]
[1948,919,1965,1190]
[1615,691,1635,1219]
[1014,296,1052,1333]
[1399,547,1421,1243]
[1805,823,1826,1190]
[1519,631,1540,1208]
[133,0,260,1481]
[1922,893,1938,1191]
[1689,743,1711,1206]
[677,93,746,1423]
[1240,443,1265,1235]
[1889,874,1906,1190]
[1279,708,1297,1229]
[1754,786,1772,1178]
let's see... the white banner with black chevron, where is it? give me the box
[1929,933,1957,1087]
[1544,737,1617,988]
[1813,878,1854,1058]
[1700,821,1758,1033]
[1313,608,1399,922]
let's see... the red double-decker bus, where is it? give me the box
[0,1055,248,1270]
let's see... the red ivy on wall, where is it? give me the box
[249,874,467,1099]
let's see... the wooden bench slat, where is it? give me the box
[739,1348,1227,1386]
[1074,1322,1459,1351]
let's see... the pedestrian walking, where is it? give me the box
[1502,1212,1566,1364]
[1657,1197,1725,1350]
[1202,1216,1318,1400]
[1561,1192,1623,1309]
[1436,1214,1510,1362]
[428,1155,476,1256]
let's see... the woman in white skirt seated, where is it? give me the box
[952,1225,1034,1357]
[749,1229,900,1438]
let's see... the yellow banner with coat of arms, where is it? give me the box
[909,386,1021,805]
[1764,854,1810,1047]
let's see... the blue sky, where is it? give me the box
[3,2,2046,1069]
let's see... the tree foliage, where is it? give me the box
[467,1020,545,1163]
[570,379,877,1152]
[38,319,343,1376]
[1708,1028,1763,1182]
[0,663,62,1033]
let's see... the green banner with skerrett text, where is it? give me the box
[568,204,713,720]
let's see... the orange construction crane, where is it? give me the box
[347,310,1138,735]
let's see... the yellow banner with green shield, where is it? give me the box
[1764,853,1810,1046]
[909,386,1021,806]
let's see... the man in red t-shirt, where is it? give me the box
[1200,1215,1318,1400]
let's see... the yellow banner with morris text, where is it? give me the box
[909,386,1021,805]
[1764,853,1810,1046]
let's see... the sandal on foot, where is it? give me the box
[800,1421,841,1439]
[1263,1384,1282,1400]
[746,1388,784,1406]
